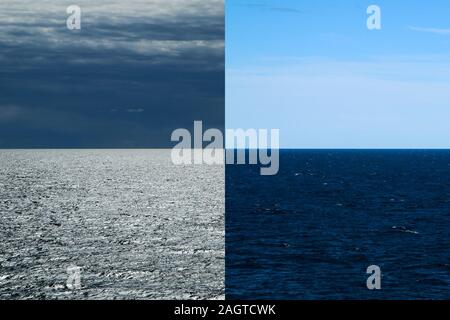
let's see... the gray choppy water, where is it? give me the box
[0,150,224,300]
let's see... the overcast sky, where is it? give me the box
[0,0,224,148]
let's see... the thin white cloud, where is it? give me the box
[126,108,145,113]
[227,56,450,148]
[409,26,450,35]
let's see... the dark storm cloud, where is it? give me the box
[0,0,224,148]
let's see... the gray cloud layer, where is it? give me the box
[0,0,224,147]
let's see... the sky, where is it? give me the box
[227,0,450,148]
[0,0,224,148]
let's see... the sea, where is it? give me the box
[0,149,224,300]
[2,149,449,300]
[226,150,450,299]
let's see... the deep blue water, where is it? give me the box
[226,150,450,299]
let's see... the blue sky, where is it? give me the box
[227,0,450,148]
